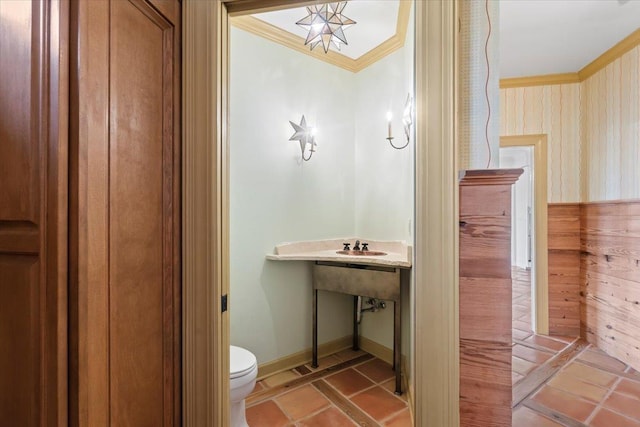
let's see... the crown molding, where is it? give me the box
[230,0,412,73]
[500,27,640,89]
[578,27,640,81]
[499,73,580,89]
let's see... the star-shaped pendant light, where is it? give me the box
[296,2,356,53]
[289,115,317,161]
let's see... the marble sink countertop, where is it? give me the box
[266,238,412,268]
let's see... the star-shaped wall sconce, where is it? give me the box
[289,115,317,161]
[402,94,413,144]
[296,2,356,53]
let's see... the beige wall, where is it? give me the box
[500,45,640,203]
[581,45,640,202]
[500,83,581,202]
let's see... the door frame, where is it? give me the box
[500,135,549,335]
[182,1,459,425]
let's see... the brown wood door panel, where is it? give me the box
[0,1,39,223]
[70,0,181,425]
[0,256,40,426]
[109,1,176,425]
[1,0,68,425]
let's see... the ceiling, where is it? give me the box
[246,0,640,78]
[252,0,401,60]
[500,0,640,78]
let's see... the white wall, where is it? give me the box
[499,146,532,269]
[353,13,414,362]
[230,28,356,364]
[230,14,415,366]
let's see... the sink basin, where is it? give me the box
[336,250,387,256]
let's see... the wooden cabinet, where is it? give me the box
[0,1,181,425]
[459,169,522,427]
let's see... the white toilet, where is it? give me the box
[230,345,258,427]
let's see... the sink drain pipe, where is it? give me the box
[356,297,387,324]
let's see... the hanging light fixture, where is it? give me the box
[296,2,356,53]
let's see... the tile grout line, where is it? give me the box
[513,337,574,353]
[271,396,297,424]
[247,353,374,406]
[312,379,380,426]
[576,358,640,382]
[518,342,640,426]
[583,375,624,425]
[513,339,589,409]
[318,366,409,425]
[251,352,408,427]
[291,401,343,426]
[521,399,589,427]
[379,405,410,424]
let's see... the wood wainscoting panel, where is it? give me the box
[548,203,581,336]
[459,169,522,427]
[580,200,640,372]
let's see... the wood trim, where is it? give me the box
[349,0,412,72]
[500,135,549,335]
[182,1,229,426]
[230,1,412,73]
[414,1,459,425]
[226,0,318,16]
[231,15,359,73]
[459,168,524,186]
[69,0,111,424]
[359,336,395,366]
[46,0,70,424]
[185,1,459,426]
[499,73,580,89]
[256,336,352,380]
[580,198,640,206]
[500,28,640,88]
[578,27,640,81]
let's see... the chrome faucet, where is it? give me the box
[353,240,361,251]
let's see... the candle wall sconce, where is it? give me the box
[386,94,413,150]
[289,115,317,161]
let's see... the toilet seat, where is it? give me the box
[230,345,257,379]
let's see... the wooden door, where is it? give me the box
[69,0,181,425]
[0,0,69,425]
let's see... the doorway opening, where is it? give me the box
[500,145,534,340]
[228,1,416,425]
[182,1,458,425]
[500,135,549,337]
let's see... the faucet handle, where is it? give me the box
[362,243,369,251]
[343,243,351,251]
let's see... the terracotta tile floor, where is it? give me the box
[246,349,411,426]
[511,267,640,426]
[248,268,640,426]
